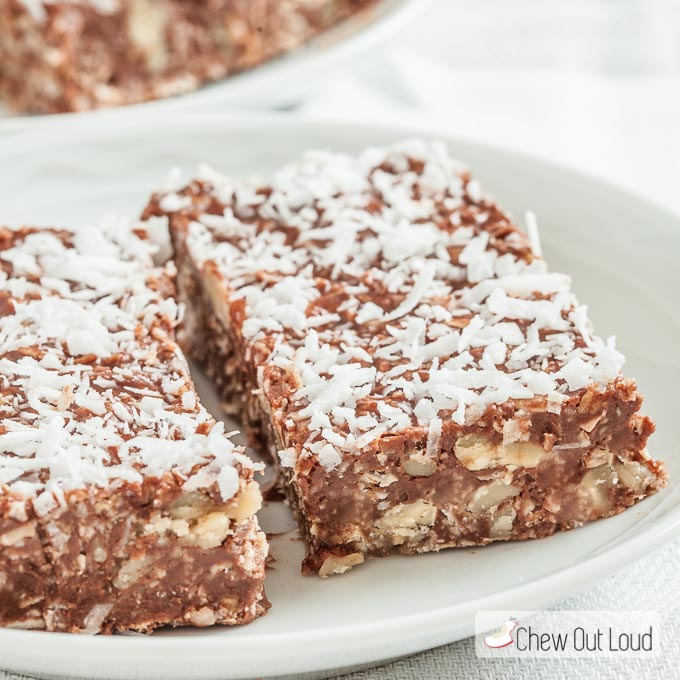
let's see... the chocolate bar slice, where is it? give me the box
[0,0,374,114]
[143,141,666,577]
[0,223,268,632]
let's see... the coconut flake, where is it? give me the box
[317,444,342,470]
[425,417,442,457]
[217,465,240,502]
[525,211,542,257]
[383,264,436,322]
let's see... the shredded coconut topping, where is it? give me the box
[153,140,626,472]
[0,221,254,507]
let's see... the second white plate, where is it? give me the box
[0,114,678,680]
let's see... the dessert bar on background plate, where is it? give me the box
[0,114,677,680]
[143,139,666,577]
[0,0,375,114]
[0,221,267,633]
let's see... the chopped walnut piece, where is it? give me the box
[615,459,656,495]
[454,434,496,470]
[226,481,263,522]
[375,500,437,542]
[318,552,365,578]
[127,0,169,72]
[468,480,520,513]
[489,508,517,539]
[455,435,547,470]
[581,463,618,512]
[0,523,36,547]
[188,607,217,627]
[402,455,437,477]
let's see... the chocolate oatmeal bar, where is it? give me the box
[143,141,666,577]
[0,222,268,632]
[0,0,374,114]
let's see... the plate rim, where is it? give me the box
[0,111,678,679]
[2,109,679,224]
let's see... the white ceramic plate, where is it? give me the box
[0,114,678,680]
[0,0,425,131]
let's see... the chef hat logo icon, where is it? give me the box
[484,618,519,649]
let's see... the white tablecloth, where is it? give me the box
[334,540,680,680]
